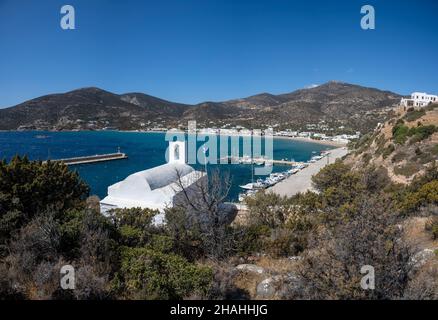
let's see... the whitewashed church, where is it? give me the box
[100,141,205,223]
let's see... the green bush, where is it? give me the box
[425,216,438,240]
[109,207,158,246]
[374,134,387,156]
[0,156,89,245]
[407,125,437,143]
[244,191,289,228]
[401,180,438,212]
[403,109,425,122]
[431,223,438,240]
[382,144,395,159]
[353,133,373,155]
[311,161,352,193]
[235,224,270,256]
[362,152,371,164]
[391,151,407,163]
[263,228,306,257]
[393,163,420,177]
[116,247,213,299]
[392,123,410,144]
[432,144,438,155]
[425,103,438,111]
[392,122,437,145]
[312,161,364,209]
[416,151,434,165]
[147,234,174,254]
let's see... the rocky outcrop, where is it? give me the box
[235,264,265,274]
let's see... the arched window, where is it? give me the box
[174,144,180,160]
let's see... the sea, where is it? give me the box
[0,131,334,201]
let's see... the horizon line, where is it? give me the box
[0,80,418,109]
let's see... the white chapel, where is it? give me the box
[100,141,205,221]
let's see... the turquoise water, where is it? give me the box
[0,131,334,201]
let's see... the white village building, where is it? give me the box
[100,141,205,223]
[400,92,438,108]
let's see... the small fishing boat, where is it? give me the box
[287,168,300,175]
[239,183,254,190]
[35,135,50,139]
[239,180,266,190]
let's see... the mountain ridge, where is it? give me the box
[0,81,402,132]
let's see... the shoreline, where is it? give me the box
[121,130,347,147]
[1,129,347,148]
[272,135,346,147]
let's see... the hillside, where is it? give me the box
[346,104,438,184]
[120,92,189,116]
[0,81,401,132]
[0,88,162,131]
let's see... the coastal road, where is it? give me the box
[269,147,349,197]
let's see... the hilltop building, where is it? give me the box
[100,141,205,224]
[400,92,438,108]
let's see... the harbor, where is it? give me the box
[270,147,348,197]
[237,148,348,202]
[219,155,306,166]
[0,130,335,201]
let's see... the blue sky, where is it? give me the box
[0,0,437,108]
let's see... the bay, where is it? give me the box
[0,131,334,201]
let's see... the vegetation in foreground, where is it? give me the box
[348,104,438,184]
[0,154,437,300]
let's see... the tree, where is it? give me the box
[244,191,289,229]
[3,210,62,299]
[115,247,213,299]
[171,168,238,260]
[311,160,352,193]
[1,207,118,300]
[0,156,89,247]
[164,207,204,261]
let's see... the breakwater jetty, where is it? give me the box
[45,152,128,166]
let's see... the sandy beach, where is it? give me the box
[269,147,349,197]
[121,130,348,148]
[272,135,347,147]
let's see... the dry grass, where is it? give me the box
[232,270,265,298]
[403,217,438,252]
[231,256,299,299]
[256,256,297,274]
